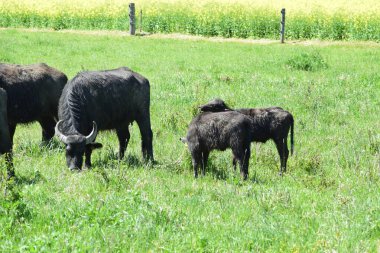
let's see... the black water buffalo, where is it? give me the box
[181,111,253,179]
[0,63,67,178]
[200,99,294,175]
[55,67,154,170]
[0,63,68,145]
[0,88,13,178]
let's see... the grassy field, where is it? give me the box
[1,0,380,40]
[0,29,379,251]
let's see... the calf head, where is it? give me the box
[199,98,232,112]
[55,121,102,170]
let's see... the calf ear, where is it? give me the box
[87,142,103,150]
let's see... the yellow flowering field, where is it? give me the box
[0,0,379,40]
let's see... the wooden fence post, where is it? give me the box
[129,3,136,35]
[280,8,286,43]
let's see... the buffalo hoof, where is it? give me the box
[240,172,248,180]
[7,171,15,181]
[69,167,82,172]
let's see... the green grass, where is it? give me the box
[0,29,379,251]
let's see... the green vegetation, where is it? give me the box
[0,29,379,251]
[286,51,328,71]
[1,0,380,40]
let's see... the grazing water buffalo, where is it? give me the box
[0,63,68,145]
[181,111,253,179]
[200,99,294,175]
[55,67,154,170]
[0,63,67,178]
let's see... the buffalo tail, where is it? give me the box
[290,119,294,155]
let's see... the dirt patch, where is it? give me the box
[1,27,379,47]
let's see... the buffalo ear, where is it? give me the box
[87,142,103,150]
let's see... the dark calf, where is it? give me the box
[200,99,294,175]
[181,111,253,179]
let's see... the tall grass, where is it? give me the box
[0,0,380,40]
[0,29,379,251]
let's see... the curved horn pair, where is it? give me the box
[55,120,98,144]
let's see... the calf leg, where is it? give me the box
[201,151,209,176]
[233,147,250,180]
[116,127,131,160]
[275,138,289,175]
[191,150,202,178]
[136,116,154,161]
[39,117,56,144]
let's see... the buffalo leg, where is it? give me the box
[275,138,289,175]
[233,147,250,180]
[6,124,16,178]
[85,132,97,169]
[39,117,56,144]
[136,116,154,161]
[116,127,130,160]
[84,142,103,169]
[5,152,14,180]
[201,151,209,176]
[191,150,202,178]
[8,123,16,146]
[84,147,92,169]
[232,157,237,171]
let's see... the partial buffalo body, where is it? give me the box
[0,63,68,144]
[55,67,154,170]
[200,99,294,175]
[0,88,13,178]
[182,111,253,179]
[0,88,11,154]
[0,63,67,178]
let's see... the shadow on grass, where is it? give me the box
[1,176,33,224]
[14,171,45,185]
[125,155,144,168]
[2,170,45,186]
[177,154,268,183]
[92,153,156,170]
[208,163,229,180]
[248,170,269,184]
[206,159,268,184]
[90,166,110,184]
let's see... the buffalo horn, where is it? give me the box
[55,120,68,144]
[85,121,98,144]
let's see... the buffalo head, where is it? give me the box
[55,120,102,170]
[199,98,232,113]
